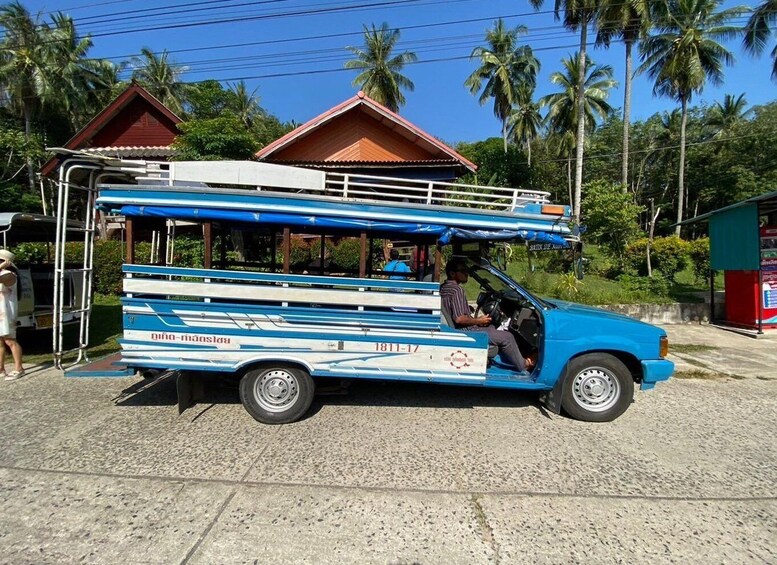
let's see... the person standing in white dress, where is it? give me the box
[0,249,24,380]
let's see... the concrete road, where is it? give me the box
[0,357,775,563]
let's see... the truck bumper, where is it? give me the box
[640,359,675,390]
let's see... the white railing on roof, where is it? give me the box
[324,172,549,212]
[107,159,553,214]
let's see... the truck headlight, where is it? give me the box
[659,336,669,358]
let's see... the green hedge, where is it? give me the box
[624,236,690,280]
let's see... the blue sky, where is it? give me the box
[24,0,775,144]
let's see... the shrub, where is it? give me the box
[170,235,205,268]
[289,236,311,266]
[10,242,48,263]
[93,240,124,294]
[309,237,335,264]
[688,237,710,283]
[331,238,362,271]
[581,180,645,264]
[616,273,671,297]
[554,272,581,300]
[624,236,690,280]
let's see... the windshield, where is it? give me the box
[455,257,550,309]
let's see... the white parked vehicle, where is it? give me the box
[0,213,85,330]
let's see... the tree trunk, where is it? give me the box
[23,101,36,193]
[573,20,588,219]
[567,155,573,209]
[621,40,633,191]
[527,140,531,167]
[502,119,508,154]
[675,97,688,237]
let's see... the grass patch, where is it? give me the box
[674,369,746,380]
[674,369,723,380]
[21,294,122,367]
[671,343,719,354]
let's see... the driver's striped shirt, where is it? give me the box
[440,280,473,331]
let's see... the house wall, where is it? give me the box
[90,98,179,148]
[272,112,434,162]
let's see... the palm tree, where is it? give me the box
[743,0,777,80]
[530,0,600,219]
[131,48,187,115]
[596,0,652,190]
[638,0,744,234]
[0,1,51,191]
[707,93,752,137]
[48,13,117,131]
[508,86,542,166]
[465,18,539,153]
[229,80,263,128]
[540,54,616,215]
[345,23,417,112]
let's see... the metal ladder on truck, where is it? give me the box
[51,151,149,369]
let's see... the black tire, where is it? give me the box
[239,365,315,424]
[560,353,634,422]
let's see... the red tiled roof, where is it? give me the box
[256,91,476,173]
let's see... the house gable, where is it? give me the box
[257,92,476,177]
[90,97,179,148]
[41,84,182,177]
[272,111,433,162]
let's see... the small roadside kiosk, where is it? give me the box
[682,191,777,334]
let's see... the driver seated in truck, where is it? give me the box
[440,258,533,373]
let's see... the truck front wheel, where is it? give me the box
[239,365,315,424]
[561,353,634,422]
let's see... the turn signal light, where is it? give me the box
[541,205,566,216]
[660,336,669,358]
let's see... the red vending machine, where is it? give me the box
[726,227,777,328]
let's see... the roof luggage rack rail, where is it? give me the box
[98,159,556,216]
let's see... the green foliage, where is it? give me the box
[331,238,362,271]
[456,138,529,187]
[92,240,124,294]
[173,114,258,161]
[184,80,234,119]
[344,22,417,112]
[554,271,581,300]
[0,182,42,213]
[288,235,310,265]
[309,237,336,263]
[624,236,690,280]
[170,235,205,268]
[582,180,644,263]
[687,237,711,283]
[8,242,47,263]
[616,273,671,297]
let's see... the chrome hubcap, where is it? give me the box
[254,369,299,413]
[571,367,620,413]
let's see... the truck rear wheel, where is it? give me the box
[239,365,315,424]
[561,353,634,422]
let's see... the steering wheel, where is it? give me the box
[475,292,504,327]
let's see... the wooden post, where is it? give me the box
[203,221,213,269]
[282,228,291,274]
[125,217,135,264]
[434,243,442,282]
[359,231,367,278]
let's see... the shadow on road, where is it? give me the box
[113,373,541,414]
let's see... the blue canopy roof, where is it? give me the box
[119,205,570,247]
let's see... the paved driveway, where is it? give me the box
[0,356,775,564]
